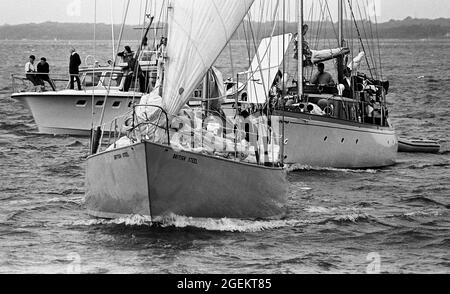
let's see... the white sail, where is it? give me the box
[246,34,293,104]
[347,52,365,71]
[311,47,350,64]
[162,0,255,116]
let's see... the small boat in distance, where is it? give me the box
[398,138,441,154]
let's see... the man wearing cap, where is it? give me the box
[37,57,56,91]
[69,48,82,90]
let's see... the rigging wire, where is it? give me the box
[97,0,132,129]
[373,0,383,80]
[346,0,374,79]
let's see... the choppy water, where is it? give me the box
[0,39,449,274]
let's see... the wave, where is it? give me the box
[3,196,84,222]
[287,164,378,174]
[401,196,449,208]
[0,122,33,132]
[406,162,450,170]
[66,214,313,233]
[322,213,371,224]
[66,141,85,148]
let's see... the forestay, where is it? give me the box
[162,0,255,116]
[246,34,293,104]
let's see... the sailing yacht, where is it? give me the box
[85,0,288,220]
[235,0,397,169]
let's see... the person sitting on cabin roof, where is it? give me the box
[311,63,335,86]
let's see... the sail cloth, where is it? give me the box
[246,33,293,104]
[311,47,350,64]
[347,52,365,71]
[162,0,255,116]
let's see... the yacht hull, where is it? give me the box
[279,111,398,169]
[86,141,288,220]
[12,91,141,136]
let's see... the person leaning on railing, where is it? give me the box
[37,57,56,91]
[25,55,43,88]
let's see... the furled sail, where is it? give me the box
[162,0,255,116]
[311,47,350,64]
[246,34,293,104]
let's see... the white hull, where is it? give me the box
[279,111,398,169]
[12,90,142,136]
[86,141,288,220]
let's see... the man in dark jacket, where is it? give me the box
[69,48,82,90]
[37,57,56,91]
[123,56,146,93]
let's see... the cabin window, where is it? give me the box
[76,100,87,107]
[112,101,121,108]
[104,72,123,87]
[96,100,104,107]
[83,72,102,87]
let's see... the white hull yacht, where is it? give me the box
[11,66,151,136]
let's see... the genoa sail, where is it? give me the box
[162,0,255,116]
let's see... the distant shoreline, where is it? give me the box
[1,17,449,40]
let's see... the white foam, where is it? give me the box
[66,214,313,233]
[287,164,378,174]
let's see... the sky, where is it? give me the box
[0,0,449,25]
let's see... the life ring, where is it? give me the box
[324,105,334,116]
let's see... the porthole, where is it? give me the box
[96,100,104,107]
[112,101,121,108]
[76,100,87,107]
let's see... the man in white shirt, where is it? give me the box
[25,55,42,87]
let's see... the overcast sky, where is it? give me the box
[0,0,449,25]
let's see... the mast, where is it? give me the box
[296,0,304,98]
[337,0,344,84]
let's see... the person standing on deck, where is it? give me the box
[69,48,82,90]
[311,63,335,86]
[37,57,56,91]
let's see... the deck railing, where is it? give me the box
[11,73,75,93]
[96,104,284,166]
